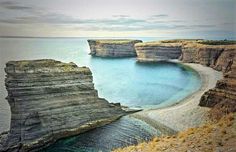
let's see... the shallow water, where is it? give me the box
[41,116,159,152]
[0,37,201,151]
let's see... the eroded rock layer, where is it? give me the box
[135,41,182,62]
[2,59,126,152]
[88,39,142,57]
[199,47,236,118]
[181,41,236,72]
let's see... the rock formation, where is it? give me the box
[2,59,126,152]
[134,39,202,62]
[88,39,142,57]
[181,41,236,72]
[135,41,182,62]
[179,40,236,118]
[199,56,236,117]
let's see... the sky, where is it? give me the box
[0,0,235,38]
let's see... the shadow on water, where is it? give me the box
[41,116,160,152]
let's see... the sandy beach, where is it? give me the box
[131,62,223,132]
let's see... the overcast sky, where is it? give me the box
[0,0,235,38]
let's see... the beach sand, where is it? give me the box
[131,63,223,132]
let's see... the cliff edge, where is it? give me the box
[88,39,142,57]
[135,41,182,62]
[1,59,126,152]
[134,39,202,62]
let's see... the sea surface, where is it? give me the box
[0,37,201,151]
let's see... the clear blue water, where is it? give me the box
[0,37,200,109]
[41,116,160,152]
[0,37,201,152]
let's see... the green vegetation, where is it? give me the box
[10,59,61,68]
[160,39,202,43]
[197,40,236,45]
[88,39,142,44]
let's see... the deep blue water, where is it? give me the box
[0,37,201,151]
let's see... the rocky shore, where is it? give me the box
[0,59,126,152]
[88,39,142,57]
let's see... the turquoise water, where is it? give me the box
[0,37,200,109]
[0,37,201,151]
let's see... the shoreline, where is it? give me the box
[131,62,223,132]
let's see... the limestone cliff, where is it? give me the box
[199,56,236,118]
[179,40,236,118]
[2,59,126,152]
[135,41,182,62]
[181,41,236,72]
[88,39,142,57]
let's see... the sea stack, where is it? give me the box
[87,39,142,57]
[134,41,182,62]
[2,59,126,152]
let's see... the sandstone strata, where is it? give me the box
[181,41,236,72]
[199,56,236,117]
[2,59,126,152]
[178,40,236,117]
[135,41,182,62]
[88,39,142,57]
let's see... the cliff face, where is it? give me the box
[2,59,126,152]
[135,42,182,62]
[178,41,236,117]
[88,39,142,57]
[199,56,236,117]
[181,42,236,72]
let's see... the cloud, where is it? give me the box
[112,15,130,18]
[0,1,225,35]
[151,14,169,18]
[0,12,216,32]
[0,1,33,10]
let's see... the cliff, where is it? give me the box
[87,39,142,57]
[135,41,182,62]
[1,59,126,152]
[199,56,236,119]
[181,41,236,72]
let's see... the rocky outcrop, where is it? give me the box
[88,39,142,57]
[181,41,236,72]
[135,41,182,62]
[199,55,236,116]
[195,41,236,118]
[2,59,126,152]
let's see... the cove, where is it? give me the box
[0,38,201,151]
[40,60,201,152]
[90,58,201,109]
